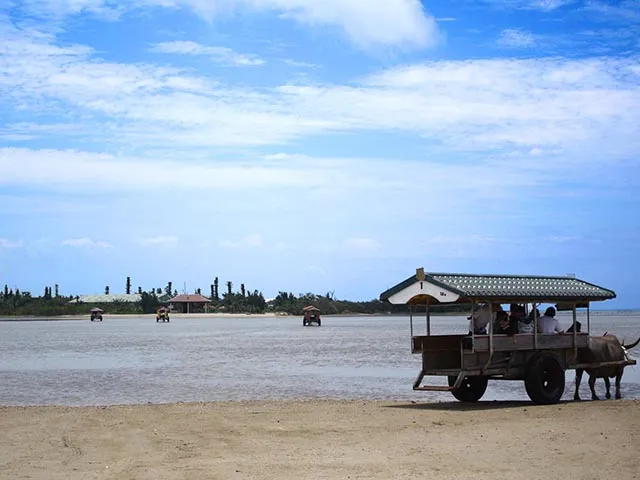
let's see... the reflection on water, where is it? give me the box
[0,312,639,406]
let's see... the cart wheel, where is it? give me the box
[448,375,488,402]
[156,318,159,322]
[317,319,321,326]
[524,352,565,405]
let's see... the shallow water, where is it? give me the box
[0,312,639,406]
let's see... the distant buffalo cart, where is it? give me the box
[379,268,638,405]
[156,307,170,323]
[90,308,103,322]
[302,306,321,326]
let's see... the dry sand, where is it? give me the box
[1,399,639,480]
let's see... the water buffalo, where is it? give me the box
[574,335,640,401]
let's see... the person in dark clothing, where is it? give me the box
[495,310,517,335]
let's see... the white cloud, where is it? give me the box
[0,148,378,192]
[12,0,126,18]
[546,235,581,243]
[61,237,113,248]
[219,234,289,251]
[345,237,380,252]
[137,236,179,246]
[525,0,572,10]
[497,28,537,47]
[485,0,574,11]
[151,41,264,66]
[219,234,264,249]
[0,238,24,248]
[1,23,639,163]
[15,0,440,50]
[583,1,640,21]
[306,265,326,275]
[283,59,319,68]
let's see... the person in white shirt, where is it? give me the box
[468,304,489,334]
[467,303,501,335]
[538,307,562,334]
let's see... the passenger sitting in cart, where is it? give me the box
[538,306,562,334]
[467,303,490,335]
[495,310,517,335]
[511,304,532,333]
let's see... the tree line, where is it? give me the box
[0,277,471,317]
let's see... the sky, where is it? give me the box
[0,0,639,308]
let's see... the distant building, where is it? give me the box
[68,294,142,304]
[165,293,212,313]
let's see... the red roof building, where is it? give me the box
[166,293,212,314]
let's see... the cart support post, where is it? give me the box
[409,304,414,351]
[483,301,494,371]
[426,301,431,336]
[572,304,578,360]
[470,301,476,353]
[533,303,538,350]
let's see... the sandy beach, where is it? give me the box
[1,399,638,479]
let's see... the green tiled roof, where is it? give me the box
[379,271,616,303]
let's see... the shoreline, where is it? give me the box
[0,312,413,321]
[1,399,638,479]
[0,308,634,322]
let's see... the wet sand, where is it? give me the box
[1,399,638,480]
[0,312,288,321]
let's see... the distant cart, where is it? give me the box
[302,306,321,326]
[379,268,637,405]
[90,308,103,322]
[156,307,170,323]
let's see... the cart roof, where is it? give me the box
[303,305,320,312]
[90,307,104,312]
[379,270,616,305]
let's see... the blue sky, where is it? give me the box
[0,0,639,307]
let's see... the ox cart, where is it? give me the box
[156,307,170,323]
[302,305,321,326]
[379,269,637,405]
[90,308,103,322]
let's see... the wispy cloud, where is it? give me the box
[136,236,178,246]
[219,234,287,251]
[484,0,574,11]
[283,59,319,68]
[0,238,24,248]
[546,235,581,243]
[61,238,113,248]
[583,1,640,22]
[13,0,440,50]
[345,237,381,253]
[2,23,638,157]
[497,28,537,47]
[0,148,381,192]
[306,265,326,275]
[12,0,126,19]
[151,41,265,66]
[219,234,264,249]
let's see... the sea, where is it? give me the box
[1,311,639,406]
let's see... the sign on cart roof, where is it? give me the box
[379,270,616,305]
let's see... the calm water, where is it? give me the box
[1,312,639,406]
